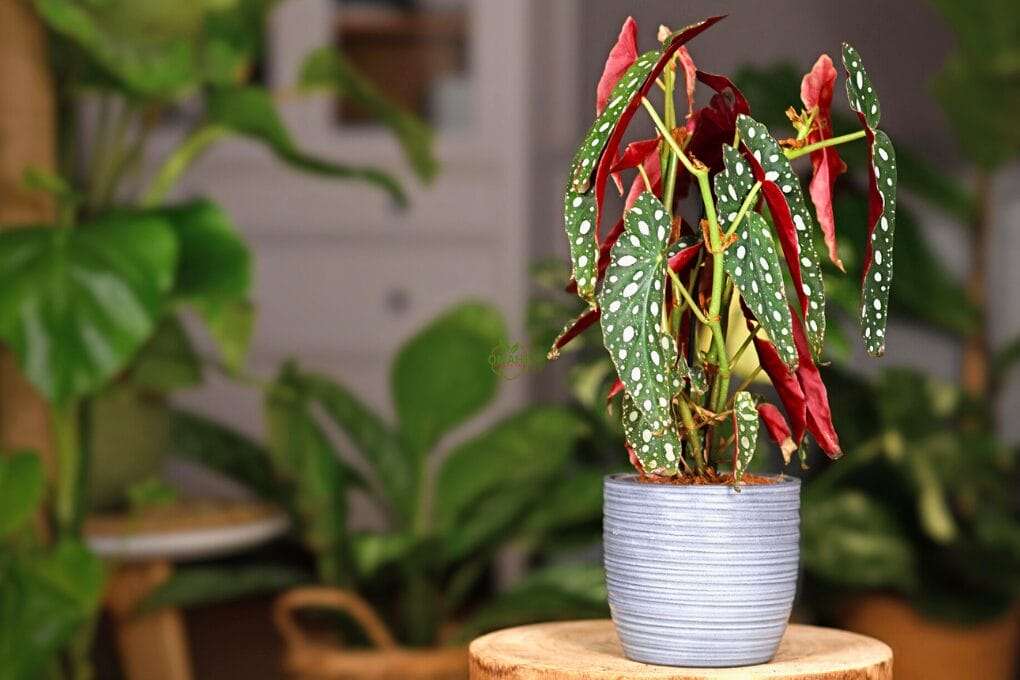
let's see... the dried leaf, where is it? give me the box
[758,402,797,465]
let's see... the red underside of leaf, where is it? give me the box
[677,46,697,119]
[758,402,797,465]
[607,377,624,404]
[609,136,661,195]
[677,70,750,196]
[788,306,842,458]
[668,242,703,273]
[742,302,807,443]
[801,54,847,271]
[596,16,639,116]
[859,123,881,285]
[551,307,602,352]
[748,160,812,333]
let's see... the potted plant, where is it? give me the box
[0,1,434,676]
[157,301,608,679]
[549,15,899,667]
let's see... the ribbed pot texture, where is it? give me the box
[603,473,801,667]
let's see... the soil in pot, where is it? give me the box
[841,595,1019,680]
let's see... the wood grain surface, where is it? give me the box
[469,620,892,680]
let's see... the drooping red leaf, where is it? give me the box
[596,17,639,115]
[696,70,749,115]
[758,402,798,465]
[742,302,807,444]
[677,46,697,119]
[788,305,842,458]
[608,136,660,194]
[547,307,601,358]
[668,242,702,273]
[623,148,661,210]
[801,54,847,271]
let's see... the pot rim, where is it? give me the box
[605,472,801,494]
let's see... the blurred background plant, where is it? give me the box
[158,301,607,647]
[0,0,434,676]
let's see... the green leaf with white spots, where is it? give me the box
[564,50,660,302]
[736,115,826,356]
[732,391,759,483]
[842,44,898,357]
[860,130,897,356]
[568,51,659,193]
[713,145,755,233]
[563,191,599,302]
[842,43,880,130]
[725,212,797,368]
[622,393,682,475]
[599,192,678,436]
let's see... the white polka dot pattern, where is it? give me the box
[725,212,798,369]
[736,114,827,358]
[732,391,759,483]
[622,392,684,475]
[599,192,678,451]
[843,43,897,357]
[564,51,659,302]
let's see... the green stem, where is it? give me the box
[725,181,762,237]
[142,124,228,207]
[642,98,699,176]
[785,129,866,160]
[676,399,703,473]
[669,267,708,324]
[53,401,81,538]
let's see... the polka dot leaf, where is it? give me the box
[732,391,759,483]
[599,192,678,441]
[712,145,755,233]
[842,44,897,357]
[859,130,897,356]
[736,114,826,357]
[622,392,683,475]
[723,211,798,369]
[842,43,880,130]
[563,51,659,302]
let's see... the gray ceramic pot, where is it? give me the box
[603,473,801,667]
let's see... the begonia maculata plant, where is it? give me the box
[551,15,898,482]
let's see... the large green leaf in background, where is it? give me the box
[300,48,438,183]
[206,87,408,206]
[434,407,587,560]
[392,302,506,460]
[0,453,44,539]
[0,541,105,680]
[0,213,177,405]
[138,563,307,614]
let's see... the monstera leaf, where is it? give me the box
[599,193,679,448]
[737,114,827,357]
[0,213,177,405]
[843,44,897,357]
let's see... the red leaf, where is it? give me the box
[696,70,749,115]
[677,46,697,120]
[596,17,639,115]
[668,242,702,273]
[788,305,842,458]
[610,137,660,175]
[548,307,601,356]
[742,302,807,443]
[801,54,847,271]
[675,69,750,196]
[606,377,624,404]
[624,148,661,210]
[758,403,798,465]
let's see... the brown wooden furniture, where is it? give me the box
[469,620,892,680]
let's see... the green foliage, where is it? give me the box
[0,212,177,405]
[138,563,308,614]
[392,302,505,461]
[731,392,759,482]
[0,453,45,539]
[0,540,105,680]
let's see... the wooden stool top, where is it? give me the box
[469,620,892,680]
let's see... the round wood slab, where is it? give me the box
[469,620,892,680]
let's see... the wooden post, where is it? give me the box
[469,620,893,680]
[0,0,56,470]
